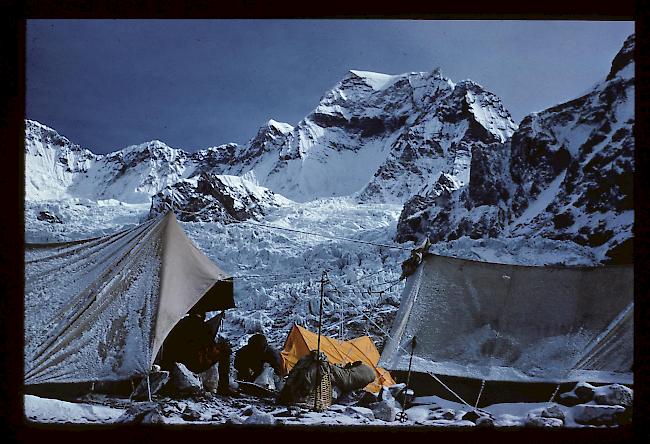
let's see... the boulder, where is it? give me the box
[558,391,581,407]
[378,387,395,403]
[368,400,398,422]
[541,404,565,421]
[355,390,378,407]
[428,408,456,420]
[525,415,564,428]
[462,409,494,424]
[244,409,277,425]
[574,382,597,402]
[225,413,244,425]
[181,404,203,421]
[131,371,170,400]
[593,384,633,408]
[388,383,406,398]
[345,406,375,420]
[37,211,62,224]
[574,404,626,426]
[476,416,496,427]
[198,364,220,392]
[169,363,203,394]
[116,403,161,424]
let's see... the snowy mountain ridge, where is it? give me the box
[25,34,634,266]
[25,66,517,206]
[396,34,634,264]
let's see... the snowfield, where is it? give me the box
[23,197,618,427]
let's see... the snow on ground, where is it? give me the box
[24,391,594,427]
[23,196,610,426]
[24,395,125,424]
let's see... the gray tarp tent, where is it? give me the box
[379,254,633,386]
[24,211,234,386]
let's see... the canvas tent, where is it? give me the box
[24,211,234,386]
[379,253,633,394]
[280,324,396,393]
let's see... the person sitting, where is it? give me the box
[234,333,282,383]
[159,310,238,396]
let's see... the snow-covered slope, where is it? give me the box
[25,120,251,204]
[26,67,517,207]
[396,34,634,264]
[210,69,517,203]
[25,120,100,201]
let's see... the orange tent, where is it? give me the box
[279,324,396,393]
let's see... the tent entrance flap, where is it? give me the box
[189,278,235,313]
[379,254,633,385]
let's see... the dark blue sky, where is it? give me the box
[26,20,634,154]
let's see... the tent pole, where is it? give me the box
[314,271,327,411]
[146,373,152,402]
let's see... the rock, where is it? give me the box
[198,364,220,392]
[593,384,633,408]
[355,390,378,407]
[378,387,395,402]
[558,391,582,407]
[461,410,481,422]
[242,406,255,416]
[344,406,375,420]
[273,408,297,417]
[253,364,277,390]
[476,416,496,427]
[244,409,277,425]
[428,408,456,420]
[169,363,203,394]
[181,404,203,421]
[388,383,406,398]
[37,211,62,224]
[335,389,365,406]
[573,382,597,402]
[541,404,565,421]
[142,410,165,424]
[525,415,564,428]
[131,371,170,400]
[574,404,626,426]
[368,400,398,422]
[225,413,244,425]
[461,409,494,424]
[116,403,161,424]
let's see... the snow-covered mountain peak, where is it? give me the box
[607,34,634,81]
[111,139,177,158]
[397,34,634,265]
[347,70,402,91]
[267,119,294,134]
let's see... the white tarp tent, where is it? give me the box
[24,211,234,386]
[379,254,633,385]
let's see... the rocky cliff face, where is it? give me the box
[149,173,290,223]
[222,69,517,203]
[396,34,634,264]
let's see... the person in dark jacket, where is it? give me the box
[160,311,238,396]
[234,333,282,382]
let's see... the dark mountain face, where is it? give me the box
[396,34,634,264]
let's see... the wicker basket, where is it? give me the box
[305,368,332,412]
